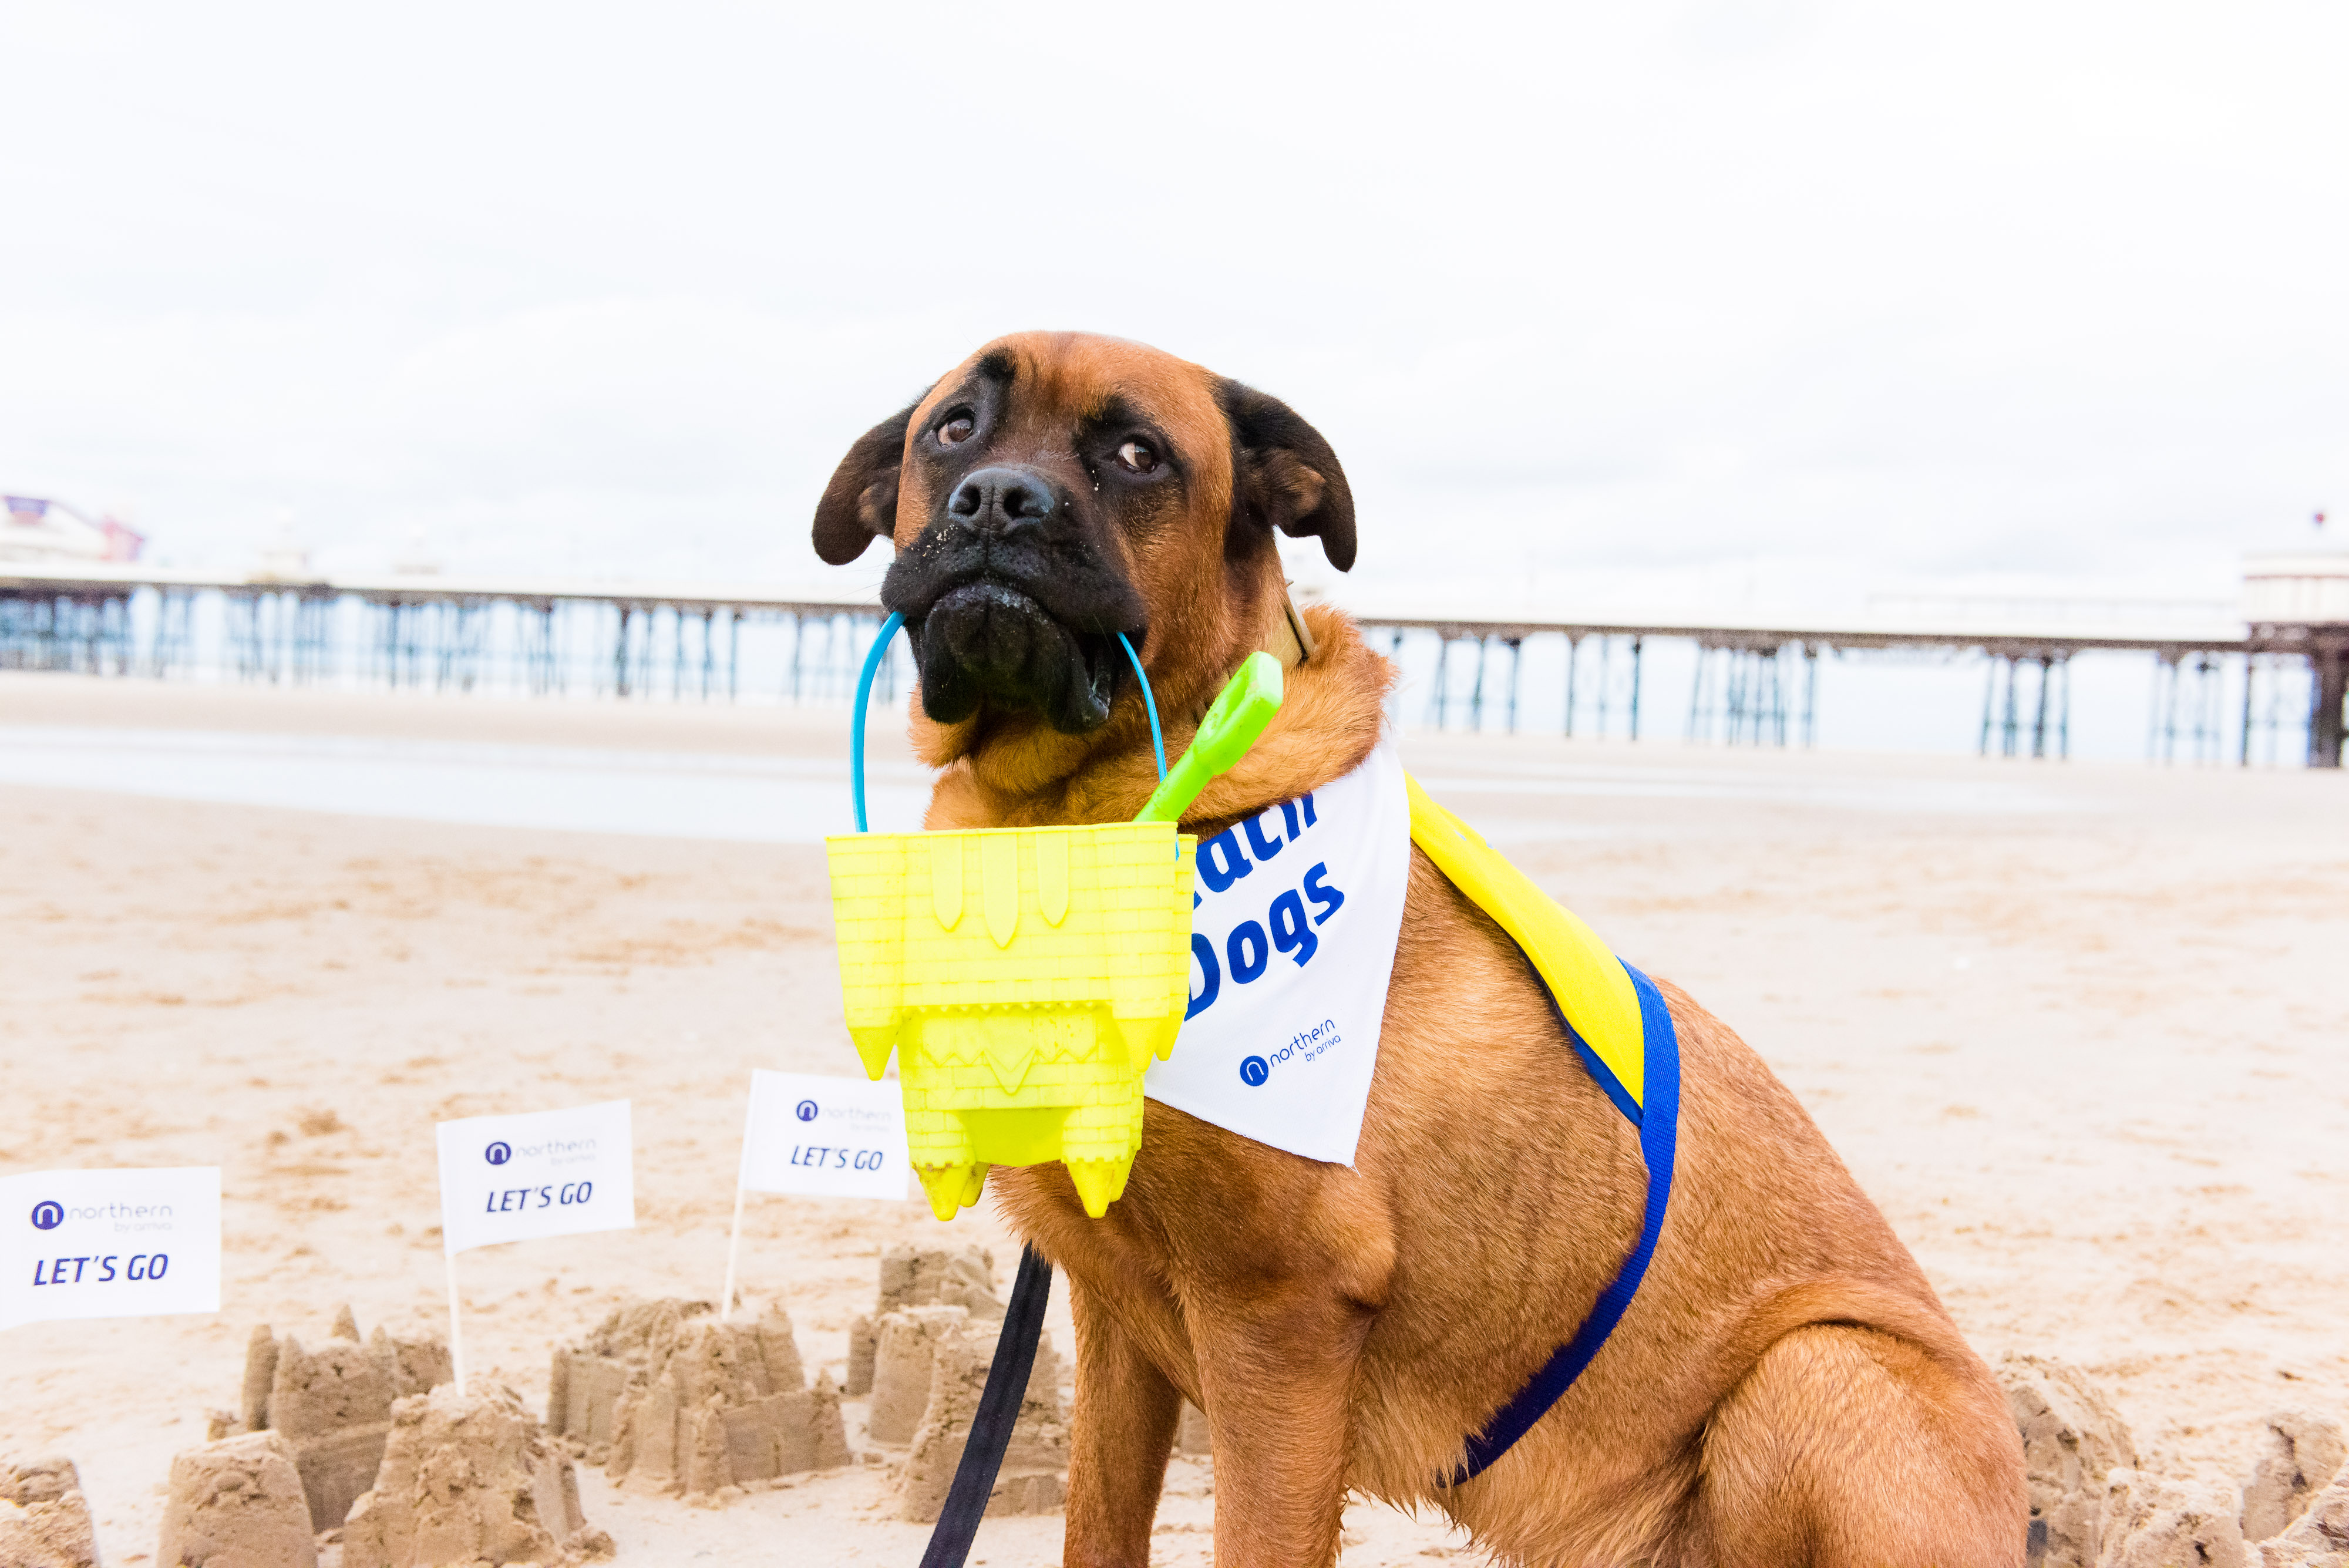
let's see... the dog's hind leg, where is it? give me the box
[1682,1323,2026,1568]
[1064,1274,1184,1568]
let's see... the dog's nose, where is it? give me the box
[947,465,1056,536]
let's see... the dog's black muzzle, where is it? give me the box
[881,464,1145,733]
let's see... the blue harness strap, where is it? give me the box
[1448,957,1680,1483]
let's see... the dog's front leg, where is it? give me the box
[1064,1272,1183,1568]
[1190,1283,1372,1568]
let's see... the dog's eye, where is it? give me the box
[1116,439,1159,474]
[938,414,975,447]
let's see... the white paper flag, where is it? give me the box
[739,1071,910,1202]
[435,1101,635,1256]
[0,1167,222,1331]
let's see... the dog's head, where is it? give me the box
[813,332,1352,770]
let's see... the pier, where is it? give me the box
[3,558,2342,766]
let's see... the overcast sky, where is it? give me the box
[4,2,2342,614]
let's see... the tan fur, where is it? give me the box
[855,334,2027,1566]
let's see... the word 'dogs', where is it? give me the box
[740,1071,910,1202]
[435,1100,635,1255]
[0,1167,222,1331]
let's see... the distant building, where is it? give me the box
[2243,547,2349,767]
[1,496,144,564]
[2243,549,2349,628]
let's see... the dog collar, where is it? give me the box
[1179,587,1309,730]
[1260,586,1314,669]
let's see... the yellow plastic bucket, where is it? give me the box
[825,618,1276,1223]
[825,822,1196,1219]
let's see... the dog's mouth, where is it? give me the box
[907,578,1130,734]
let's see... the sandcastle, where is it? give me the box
[546,1296,850,1498]
[342,1382,613,1568]
[869,1307,981,1445]
[2006,1353,2142,1567]
[1999,1356,2349,1568]
[211,1304,453,1533]
[156,1431,316,1568]
[169,1353,605,1568]
[894,1314,1069,1523]
[2243,1411,2349,1546]
[2262,1478,2349,1568]
[826,1245,1069,1520]
[0,1456,99,1568]
[844,1243,1004,1398]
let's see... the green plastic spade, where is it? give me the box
[1133,651,1285,825]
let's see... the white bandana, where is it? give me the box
[1143,741,1410,1166]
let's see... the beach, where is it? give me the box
[2,668,2343,1564]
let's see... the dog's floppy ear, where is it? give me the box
[812,399,922,565]
[1216,378,1357,572]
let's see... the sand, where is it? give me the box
[1,669,2344,1565]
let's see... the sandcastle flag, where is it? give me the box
[0,1167,222,1331]
[434,1101,635,1255]
[718,1071,908,1322]
[739,1071,910,1202]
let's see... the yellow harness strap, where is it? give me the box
[1404,773,1647,1112]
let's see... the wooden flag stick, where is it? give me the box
[445,1249,468,1397]
[719,1096,755,1324]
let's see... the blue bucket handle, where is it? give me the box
[850,615,1164,832]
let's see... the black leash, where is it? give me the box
[916,1243,1054,1568]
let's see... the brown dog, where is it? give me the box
[813,332,2027,1566]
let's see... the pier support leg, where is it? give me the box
[2313,646,2346,768]
[1597,637,1611,737]
[1979,657,1997,756]
[2031,655,2052,759]
[2240,654,2256,766]
[1505,638,1522,735]
[1688,646,1711,743]
[1565,636,1579,737]
[2001,657,2020,757]
[2162,654,2182,763]
[1430,637,1451,729]
[1801,644,1818,748]
[1469,636,1489,731]
[2059,656,2072,760]
[1629,636,1643,741]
